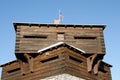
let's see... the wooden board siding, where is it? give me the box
[14,23,106,54]
[1,46,111,80]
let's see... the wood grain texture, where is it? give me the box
[0,23,112,80]
[14,23,105,54]
[1,46,112,80]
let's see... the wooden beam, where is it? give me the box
[87,54,97,72]
[24,54,33,73]
[18,59,25,75]
[93,60,101,74]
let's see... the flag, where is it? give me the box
[59,11,64,21]
[59,12,64,20]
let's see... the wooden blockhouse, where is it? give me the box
[0,22,112,80]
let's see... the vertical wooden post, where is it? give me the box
[29,57,33,73]
[24,54,33,73]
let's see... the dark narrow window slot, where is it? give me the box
[7,68,20,73]
[74,36,96,40]
[57,32,64,34]
[24,35,47,39]
[40,56,59,63]
[69,56,83,63]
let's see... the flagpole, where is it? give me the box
[59,9,61,22]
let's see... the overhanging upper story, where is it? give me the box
[13,22,106,54]
[0,41,112,80]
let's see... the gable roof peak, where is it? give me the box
[38,42,85,54]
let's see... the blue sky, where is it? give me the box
[0,0,120,80]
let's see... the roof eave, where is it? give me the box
[0,60,18,67]
[13,22,106,32]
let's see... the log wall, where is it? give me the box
[14,23,105,54]
[1,47,111,80]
